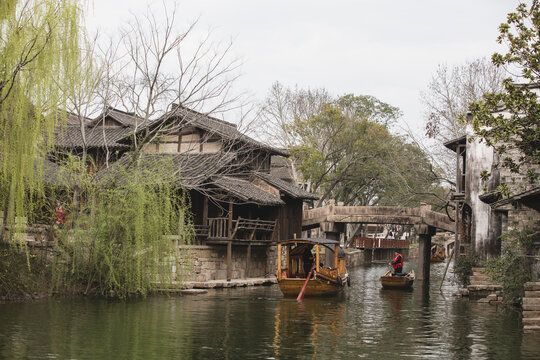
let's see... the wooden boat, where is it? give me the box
[277,238,350,297]
[430,244,446,262]
[380,270,415,289]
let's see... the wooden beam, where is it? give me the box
[202,197,208,228]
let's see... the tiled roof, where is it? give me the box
[41,158,80,187]
[211,176,284,206]
[270,156,295,182]
[253,172,318,200]
[97,152,236,189]
[97,152,285,205]
[89,107,143,127]
[55,125,132,149]
[62,111,92,126]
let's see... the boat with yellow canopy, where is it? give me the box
[276,238,350,297]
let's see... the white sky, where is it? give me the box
[85,0,520,136]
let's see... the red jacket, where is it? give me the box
[392,253,403,269]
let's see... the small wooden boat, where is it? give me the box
[380,270,415,289]
[430,244,446,262]
[277,238,350,297]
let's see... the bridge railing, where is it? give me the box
[354,236,409,249]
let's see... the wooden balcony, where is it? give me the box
[199,217,277,245]
[354,236,409,249]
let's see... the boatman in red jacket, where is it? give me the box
[390,251,403,276]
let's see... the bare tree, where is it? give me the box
[107,4,243,158]
[419,57,507,183]
[255,82,333,149]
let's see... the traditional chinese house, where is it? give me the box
[54,105,318,282]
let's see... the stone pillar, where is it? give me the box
[320,221,344,268]
[415,224,436,282]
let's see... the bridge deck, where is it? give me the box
[303,204,454,233]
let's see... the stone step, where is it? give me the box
[523,311,540,318]
[522,318,540,326]
[470,275,493,282]
[523,304,540,311]
[524,325,540,332]
[525,282,540,291]
[523,297,540,305]
[467,284,503,291]
[469,279,497,286]
[525,290,540,298]
[472,267,485,273]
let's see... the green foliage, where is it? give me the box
[53,156,193,299]
[485,229,536,306]
[0,0,81,228]
[290,95,445,207]
[467,1,540,178]
[454,251,480,287]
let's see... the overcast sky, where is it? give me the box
[85,0,521,136]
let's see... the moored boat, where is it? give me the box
[380,270,415,289]
[430,244,446,262]
[277,238,350,297]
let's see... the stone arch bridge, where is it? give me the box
[302,202,455,282]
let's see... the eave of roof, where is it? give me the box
[443,135,467,152]
[211,175,284,206]
[491,185,540,209]
[253,172,318,200]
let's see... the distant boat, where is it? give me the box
[277,238,350,297]
[380,270,415,289]
[431,244,446,262]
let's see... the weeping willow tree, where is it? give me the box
[51,155,194,298]
[0,0,81,231]
[0,1,192,299]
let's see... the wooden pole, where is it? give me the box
[316,244,320,273]
[277,243,282,280]
[334,244,339,274]
[296,263,315,302]
[439,247,455,290]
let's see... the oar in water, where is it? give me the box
[296,263,316,302]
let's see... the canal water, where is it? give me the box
[0,262,538,359]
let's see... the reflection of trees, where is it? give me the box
[0,298,194,359]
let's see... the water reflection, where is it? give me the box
[0,262,538,359]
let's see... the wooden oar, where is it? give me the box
[296,263,316,302]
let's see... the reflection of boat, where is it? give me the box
[380,270,415,289]
[277,238,350,297]
[430,244,446,262]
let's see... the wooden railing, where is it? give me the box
[208,217,229,239]
[354,236,409,249]
[205,217,277,242]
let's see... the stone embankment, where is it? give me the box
[455,267,503,304]
[182,276,277,289]
[523,282,540,332]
